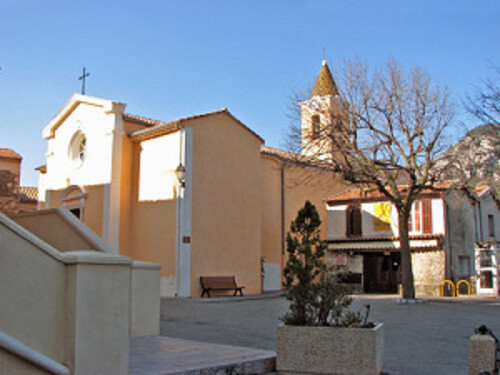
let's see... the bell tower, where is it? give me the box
[299,60,345,160]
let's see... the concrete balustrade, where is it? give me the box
[131,261,162,337]
[0,213,161,374]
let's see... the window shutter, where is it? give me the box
[345,207,352,237]
[353,205,362,236]
[346,204,362,237]
[422,199,432,234]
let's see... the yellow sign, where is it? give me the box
[373,202,391,231]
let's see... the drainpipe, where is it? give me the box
[175,185,182,297]
[175,128,185,297]
[445,200,453,281]
[473,199,479,243]
[281,164,286,256]
[478,199,484,242]
[280,163,286,291]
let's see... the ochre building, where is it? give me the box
[37,65,346,296]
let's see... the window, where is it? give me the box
[68,131,87,168]
[60,185,87,222]
[479,250,494,268]
[311,115,320,139]
[458,256,470,277]
[346,204,362,237]
[78,138,86,161]
[408,199,432,234]
[488,215,495,238]
[69,207,82,219]
[480,271,493,289]
[408,201,422,233]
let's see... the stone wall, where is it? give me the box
[326,252,364,293]
[328,250,446,296]
[412,250,446,296]
[0,170,20,216]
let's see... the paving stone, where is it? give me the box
[129,336,276,375]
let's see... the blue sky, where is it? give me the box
[1,1,499,186]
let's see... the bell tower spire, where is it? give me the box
[310,60,339,98]
[299,60,343,160]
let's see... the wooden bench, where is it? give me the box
[200,276,245,298]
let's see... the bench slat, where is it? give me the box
[200,276,245,298]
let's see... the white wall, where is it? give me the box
[432,199,446,235]
[40,96,128,253]
[138,131,181,202]
[326,198,445,240]
[43,102,119,190]
[326,205,347,239]
[361,202,396,237]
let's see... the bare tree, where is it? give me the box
[285,87,311,155]
[465,65,500,127]
[299,60,455,299]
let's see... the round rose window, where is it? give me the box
[69,131,87,168]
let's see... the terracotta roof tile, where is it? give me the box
[327,245,441,253]
[260,145,332,169]
[35,165,47,173]
[0,148,22,160]
[130,120,180,142]
[128,109,264,143]
[327,234,443,253]
[123,113,168,127]
[310,61,339,98]
[473,185,491,197]
[327,233,442,243]
[260,146,301,161]
[327,189,370,202]
[326,180,457,204]
[19,186,38,202]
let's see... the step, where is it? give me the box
[129,336,276,375]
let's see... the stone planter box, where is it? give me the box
[277,323,384,375]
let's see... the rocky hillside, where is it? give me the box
[438,123,500,188]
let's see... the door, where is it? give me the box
[363,253,401,293]
[475,245,499,295]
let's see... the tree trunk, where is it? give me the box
[397,207,416,299]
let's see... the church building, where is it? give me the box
[37,62,346,297]
[35,60,498,297]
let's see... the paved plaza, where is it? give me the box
[129,336,275,375]
[160,294,500,375]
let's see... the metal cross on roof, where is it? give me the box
[79,67,90,95]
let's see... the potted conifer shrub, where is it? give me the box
[277,201,384,375]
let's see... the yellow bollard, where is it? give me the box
[440,280,455,297]
[456,280,471,296]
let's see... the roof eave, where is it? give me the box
[129,109,265,144]
[42,94,126,140]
